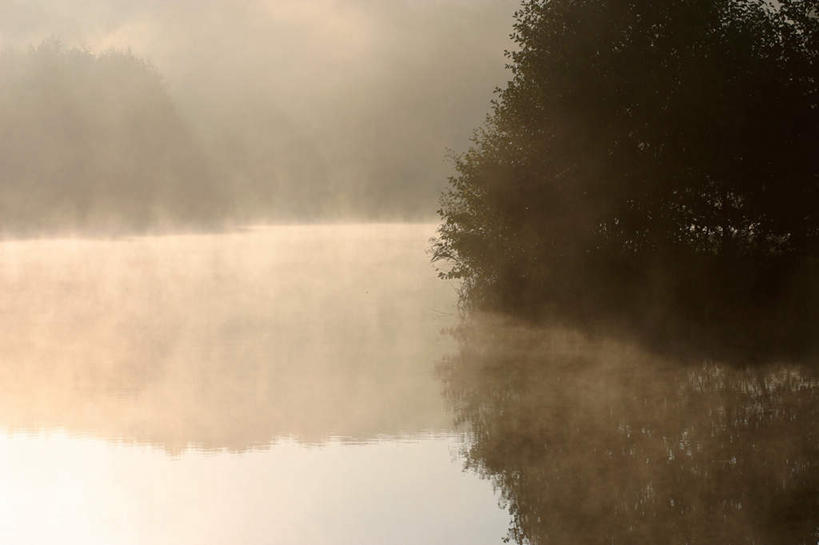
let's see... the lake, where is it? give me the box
[0,224,508,544]
[0,224,817,544]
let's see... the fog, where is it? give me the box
[0,0,517,233]
[0,224,455,452]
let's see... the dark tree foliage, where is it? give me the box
[434,0,819,346]
[0,41,228,235]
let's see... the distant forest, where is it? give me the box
[0,42,230,234]
[0,38,478,236]
[434,0,819,355]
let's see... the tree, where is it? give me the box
[433,0,819,333]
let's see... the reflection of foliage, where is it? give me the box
[0,41,227,234]
[433,0,819,343]
[440,315,819,544]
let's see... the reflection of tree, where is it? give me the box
[440,315,819,544]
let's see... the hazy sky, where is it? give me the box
[0,0,518,219]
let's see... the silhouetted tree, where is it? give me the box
[434,0,819,333]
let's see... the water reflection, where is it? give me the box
[440,314,819,544]
[0,224,455,451]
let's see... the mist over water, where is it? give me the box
[442,314,819,544]
[2,225,818,544]
[0,224,514,544]
[0,224,455,449]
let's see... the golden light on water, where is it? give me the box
[0,225,509,544]
[0,225,454,449]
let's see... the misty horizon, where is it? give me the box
[0,0,519,234]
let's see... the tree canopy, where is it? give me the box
[434,0,819,338]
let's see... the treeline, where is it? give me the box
[0,9,511,235]
[433,0,819,351]
[0,41,230,235]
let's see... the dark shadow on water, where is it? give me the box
[452,253,819,368]
[440,313,819,544]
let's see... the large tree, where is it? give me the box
[434,0,819,324]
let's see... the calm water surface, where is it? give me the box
[0,224,508,545]
[442,316,819,545]
[1,224,818,544]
